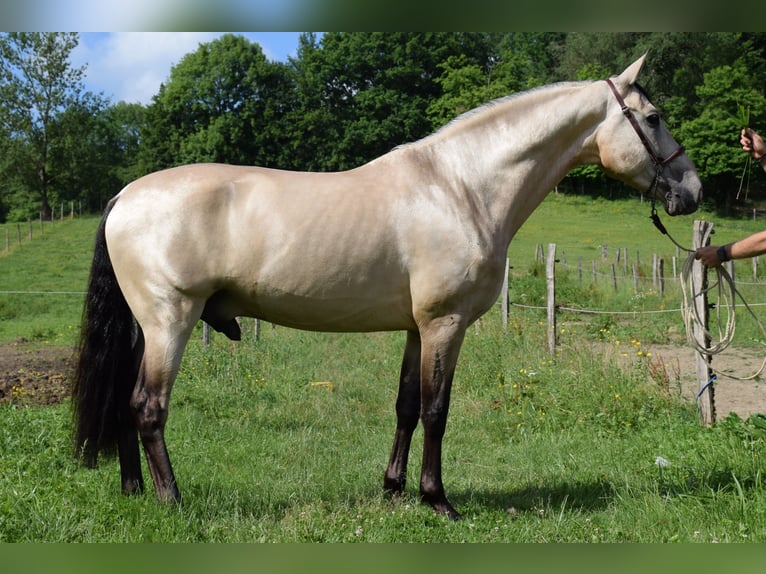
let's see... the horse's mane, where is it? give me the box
[439,81,587,133]
[391,78,649,154]
[391,81,588,153]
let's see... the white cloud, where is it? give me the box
[73,32,308,105]
[74,32,220,104]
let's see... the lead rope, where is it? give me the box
[651,205,766,381]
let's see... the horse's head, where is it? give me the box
[597,54,702,216]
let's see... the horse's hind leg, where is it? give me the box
[384,330,421,495]
[131,321,196,503]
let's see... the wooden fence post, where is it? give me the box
[632,264,638,293]
[753,256,758,282]
[547,243,557,356]
[692,219,715,426]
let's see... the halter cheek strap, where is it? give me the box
[604,78,685,206]
[604,78,686,238]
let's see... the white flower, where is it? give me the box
[654,456,670,467]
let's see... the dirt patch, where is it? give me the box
[1,340,765,421]
[0,342,73,407]
[602,342,766,420]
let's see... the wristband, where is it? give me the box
[756,152,766,162]
[717,244,730,262]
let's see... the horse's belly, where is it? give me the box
[251,294,415,332]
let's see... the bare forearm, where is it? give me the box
[695,229,766,267]
[728,229,766,259]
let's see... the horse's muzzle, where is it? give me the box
[663,172,702,216]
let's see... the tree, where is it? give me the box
[98,101,147,192]
[427,33,565,129]
[279,32,340,171]
[138,34,294,174]
[46,99,143,212]
[675,59,766,211]
[288,32,497,171]
[0,33,98,221]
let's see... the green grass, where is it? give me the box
[508,192,759,264]
[3,323,766,541]
[3,196,766,541]
[0,217,97,345]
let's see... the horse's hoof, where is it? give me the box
[422,493,462,520]
[383,477,406,497]
[435,502,462,521]
[121,478,144,495]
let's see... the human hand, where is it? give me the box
[695,245,723,267]
[741,128,766,159]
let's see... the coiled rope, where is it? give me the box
[653,209,766,381]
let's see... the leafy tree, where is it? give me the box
[0,32,99,221]
[138,33,294,174]
[99,101,147,190]
[675,59,766,211]
[557,33,643,82]
[426,54,498,128]
[293,32,494,170]
[46,100,146,212]
[427,33,565,129]
[278,32,336,171]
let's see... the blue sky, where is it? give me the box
[72,32,307,105]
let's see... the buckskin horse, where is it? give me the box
[72,54,701,520]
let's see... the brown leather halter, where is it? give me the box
[604,78,685,198]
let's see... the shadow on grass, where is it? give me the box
[657,465,766,499]
[450,479,617,515]
[174,476,618,522]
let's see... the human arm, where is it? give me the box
[695,229,766,267]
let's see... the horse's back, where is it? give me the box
[105,163,419,332]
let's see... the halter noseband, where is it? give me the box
[604,78,685,199]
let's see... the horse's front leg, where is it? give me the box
[384,330,421,495]
[418,316,467,521]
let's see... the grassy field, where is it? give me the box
[3,195,766,542]
[0,216,95,345]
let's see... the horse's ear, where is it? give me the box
[614,52,647,87]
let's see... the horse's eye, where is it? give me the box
[647,114,661,127]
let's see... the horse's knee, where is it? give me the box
[420,406,448,438]
[396,398,420,430]
[130,385,168,437]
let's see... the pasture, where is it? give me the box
[2,194,766,541]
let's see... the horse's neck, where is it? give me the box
[422,81,603,246]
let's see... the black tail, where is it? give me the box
[72,196,141,466]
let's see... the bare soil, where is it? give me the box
[1,341,765,420]
[601,341,766,420]
[0,342,73,407]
